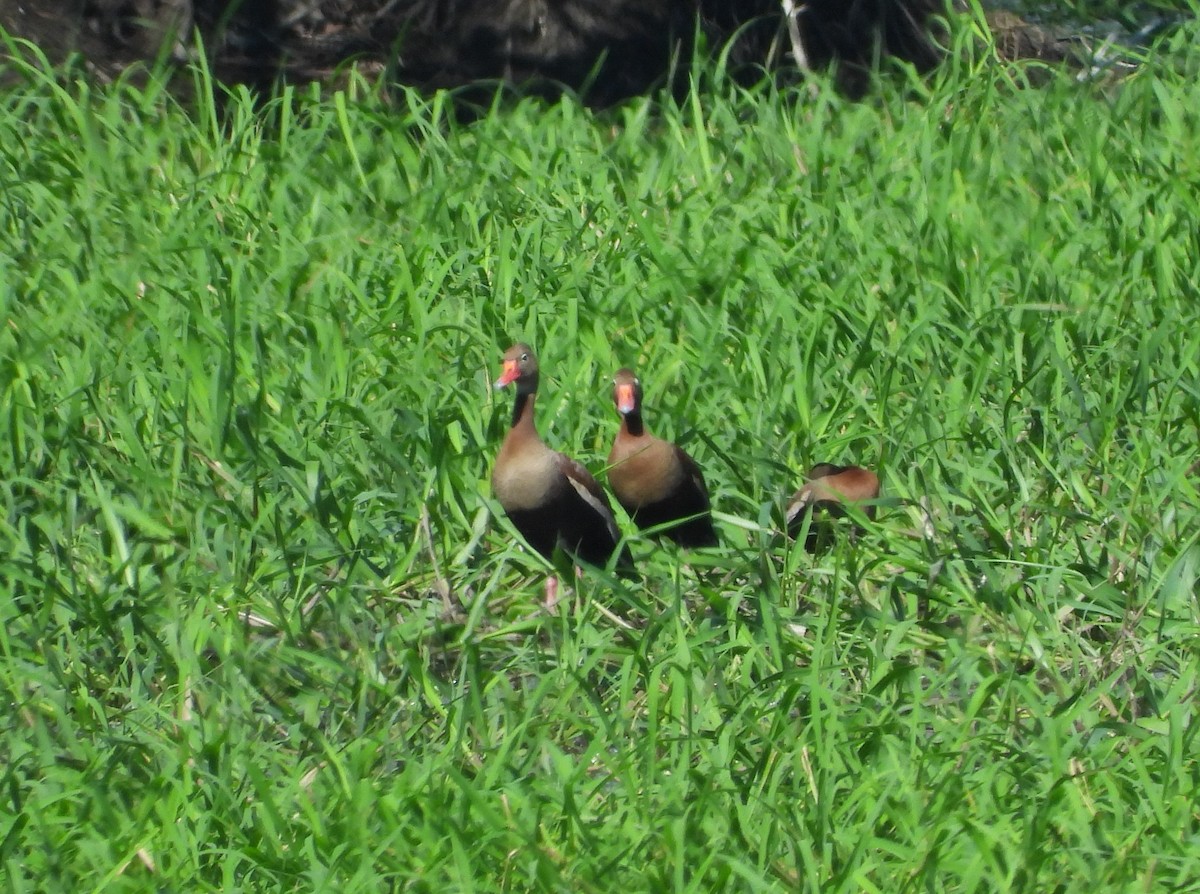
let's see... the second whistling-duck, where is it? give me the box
[491,344,629,598]
[786,463,880,552]
[607,368,718,548]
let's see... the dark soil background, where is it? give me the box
[1,0,946,102]
[0,1,1189,102]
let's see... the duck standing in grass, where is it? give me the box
[786,463,880,553]
[491,343,628,604]
[607,367,718,548]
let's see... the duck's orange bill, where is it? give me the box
[496,360,520,387]
[615,382,636,414]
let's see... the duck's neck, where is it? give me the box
[621,410,646,438]
[511,390,537,430]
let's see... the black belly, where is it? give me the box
[505,486,625,569]
[626,489,717,548]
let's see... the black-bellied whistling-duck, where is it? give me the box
[786,463,880,553]
[607,368,718,548]
[491,344,629,602]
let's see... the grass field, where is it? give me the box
[3,11,1200,892]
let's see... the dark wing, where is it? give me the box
[559,455,620,535]
[660,444,717,547]
[673,445,712,509]
[555,452,629,568]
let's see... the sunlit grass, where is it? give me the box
[2,17,1199,892]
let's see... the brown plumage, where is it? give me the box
[491,344,629,583]
[786,463,880,553]
[607,368,718,548]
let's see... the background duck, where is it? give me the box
[786,463,880,553]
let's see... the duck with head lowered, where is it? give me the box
[491,343,630,603]
[786,462,880,553]
[606,367,718,548]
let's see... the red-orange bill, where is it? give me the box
[495,360,520,388]
[615,383,636,414]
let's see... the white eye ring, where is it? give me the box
[520,353,529,362]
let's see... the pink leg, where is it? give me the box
[545,576,559,608]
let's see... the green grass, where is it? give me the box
[2,16,1200,892]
